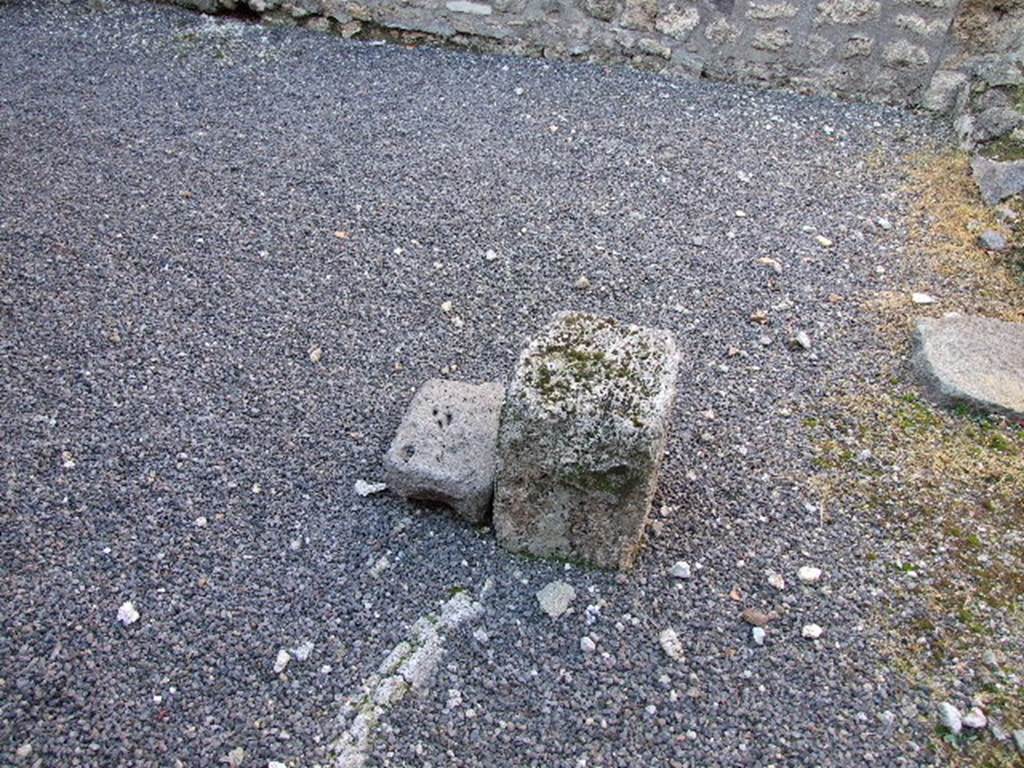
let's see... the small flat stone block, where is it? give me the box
[492,312,680,570]
[384,379,504,523]
[972,156,1024,206]
[913,315,1024,420]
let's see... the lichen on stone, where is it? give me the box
[518,311,671,428]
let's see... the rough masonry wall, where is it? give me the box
[173,0,1023,145]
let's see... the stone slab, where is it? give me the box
[384,379,504,523]
[492,312,680,570]
[912,315,1024,420]
[972,155,1024,206]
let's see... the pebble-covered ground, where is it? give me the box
[0,1,964,766]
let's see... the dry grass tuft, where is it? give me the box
[865,152,1024,345]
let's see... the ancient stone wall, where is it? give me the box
[174,0,1023,147]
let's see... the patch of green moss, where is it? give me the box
[524,314,664,425]
[980,135,1024,162]
[560,462,642,496]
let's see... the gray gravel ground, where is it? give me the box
[1,1,950,765]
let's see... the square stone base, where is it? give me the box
[492,312,679,569]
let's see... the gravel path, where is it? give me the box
[1,2,948,766]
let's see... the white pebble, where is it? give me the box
[938,702,962,734]
[659,628,685,661]
[797,566,822,584]
[752,627,766,646]
[580,635,597,653]
[292,640,315,661]
[801,623,823,639]
[962,707,987,730]
[767,572,785,590]
[273,649,291,674]
[117,601,139,626]
[670,561,691,580]
[354,479,387,497]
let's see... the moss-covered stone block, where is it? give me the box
[492,312,680,570]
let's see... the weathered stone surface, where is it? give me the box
[752,28,792,51]
[969,54,1024,88]
[654,6,700,39]
[882,39,929,68]
[978,229,1009,251]
[746,1,798,18]
[815,0,880,24]
[971,155,1024,205]
[921,69,967,112]
[492,312,680,570]
[620,0,657,28]
[446,0,492,14]
[913,315,1024,420]
[384,379,504,523]
[840,33,874,59]
[893,13,946,36]
[536,580,576,617]
[669,48,705,77]
[704,17,739,44]
[975,107,1024,143]
[579,0,621,22]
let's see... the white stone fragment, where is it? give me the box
[397,638,442,689]
[354,479,387,497]
[767,572,786,590]
[670,561,691,579]
[580,635,597,653]
[378,641,412,676]
[368,555,390,578]
[273,649,291,674]
[373,675,408,707]
[797,566,822,584]
[292,640,315,661]
[438,590,485,628]
[938,702,962,734]
[117,601,140,626]
[536,580,576,618]
[801,623,823,639]
[752,627,766,645]
[659,628,685,661]
[791,330,812,351]
[963,707,987,729]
